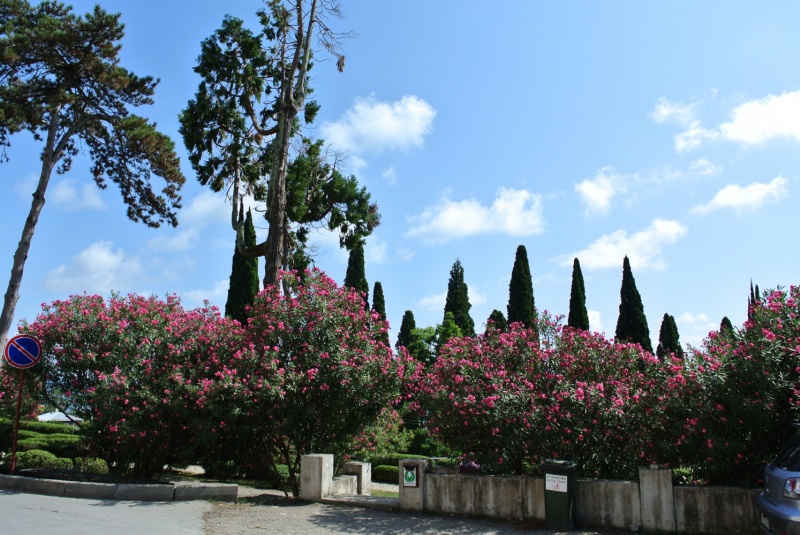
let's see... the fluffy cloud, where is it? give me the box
[574,168,627,216]
[50,179,107,211]
[587,310,603,333]
[690,158,721,176]
[651,97,696,125]
[406,187,544,244]
[320,95,436,155]
[674,123,719,153]
[691,176,787,215]
[44,241,144,294]
[381,166,397,185]
[14,173,38,198]
[418,292,446,310]
[183,280,229,306]
[719,90,800,145]
[556,219,687,271]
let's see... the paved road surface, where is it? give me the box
[0,490,210,535]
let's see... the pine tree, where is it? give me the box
[656,313,683,359]
[486,309,508,333]
[720,316,734,335]
[444,259,475,337]
[507,245,535,329]
[567,258,589,331]
[225,208,260,324]
[396,310,417,351]
[615,256,653,352]
[372,281,388,345]
[344,243,369,310]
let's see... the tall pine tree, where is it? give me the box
[615,256,653,352]
[507,245,535,329]
[225,208,259,324]
[720,316,734,335]
[567,258,589,330]
[396,310,417,351]
[486,309,507,333]
[444,259,475,337]
[656,313,683,359]
[344,243,369,310]
[372,281,388,345]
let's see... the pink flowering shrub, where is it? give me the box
[23,293,246,478]
[0,365,41,420]
[185,269,420,495]
[417,314,696,478]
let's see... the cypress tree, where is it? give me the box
[567,258,589,331]
[444,259,475,337]
[656,313,683,359]
[507,245,535,329]
[486,309,508,334]
[372,281,388,345]
[748,280,761,320]
[396,310,417,351]
[225,208,260,324]
[435,312,463,356]
[720,316,734,335]
[344,243,369,310]
[614,256,653,352]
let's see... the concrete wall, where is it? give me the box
[674,486,761,535]
[576,478,640,529]
[425,474,544,520]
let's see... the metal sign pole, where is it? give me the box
[10,368,25,475]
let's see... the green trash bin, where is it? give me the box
[540,459,578,531]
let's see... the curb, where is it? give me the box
[0,474,237,502]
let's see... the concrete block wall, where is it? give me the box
[576,478,640,529]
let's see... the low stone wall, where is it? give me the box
[576,478,641,529]
[675,485,761,535]
[424,474,544,520]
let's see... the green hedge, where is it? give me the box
[15,449,73,470]
[372,465,399,484]
[74,457,109,474]
[367,453,429,467]
[0,418,80,454]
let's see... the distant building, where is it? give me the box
[37,411,83,426]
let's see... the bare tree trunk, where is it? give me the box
[263,112,293,291]
[0,110,61,354]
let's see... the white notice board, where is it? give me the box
[545,474,568,492]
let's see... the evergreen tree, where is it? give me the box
[444,259,475,337]
[656,313,683,359]
[344,243,369,310]
[748,280,761,320]
[567,258,589,331]
[507,245,536,329]
[372,281,388,345]
[435,312,463,356]
[396,310,417,352]
[225,208,260,324]
[720,316,734,335]
[486,309,508,333]
[615,256,653,352]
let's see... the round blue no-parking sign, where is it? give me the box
[4,334,42,369]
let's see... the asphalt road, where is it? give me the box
[0,490,211,535]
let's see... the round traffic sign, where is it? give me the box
[4,334,42,369]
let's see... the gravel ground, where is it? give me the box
[203,494,629,535]
[370,482,399,493]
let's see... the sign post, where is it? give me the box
[4,334,42,475]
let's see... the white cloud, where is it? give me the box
[320,94,436,155]
[184,280,228,305]
[418,292,446,310]
[468,287,487,306]
[720,90,800,145]
[674,122,719,153]
[556,219,687,271]
[574,167,627,216]
[44,241,144,294]
[406,187,544,244]
[675,312,714,327]
[381,166,397,185]
[691,176,787,215]
[365,237,388,264]
[691,158,721,176]
[587,310,603,333]
[51,179,107,211]
[146,227,202,252]
[397,247,416,262]
[651,97,696,126]
[15,173,38,198]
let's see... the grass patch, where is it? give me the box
[370,489,399,498]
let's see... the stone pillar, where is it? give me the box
[343,461,372,495]
[638,465,675,532]
[399,458,430,512]
[300,453,333,501]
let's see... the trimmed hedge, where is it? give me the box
[372,465,399,484]
[367,453,429,467]
[15,449,73,470]
[0,418,79,454]
[74,457,109,474]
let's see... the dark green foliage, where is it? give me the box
[372,281,388,345]
[396,310,416,351]
[614,256,652,352]
[435,312,463,355]
[0,0,185,225]
[720,316,734,334]
[749,280,761,320]
[344,243,369,310]
[567,258,590,331]
[225,209,259,324]
[486,309,507,333]
[656,313,683,359]
[367,452,429,466]
[444,259,475,337]
[74,457,109,474]
[507,246,535,329]
[372,465,399,484]
[406,326,436,367]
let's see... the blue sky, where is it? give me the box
[3,0,800,349]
